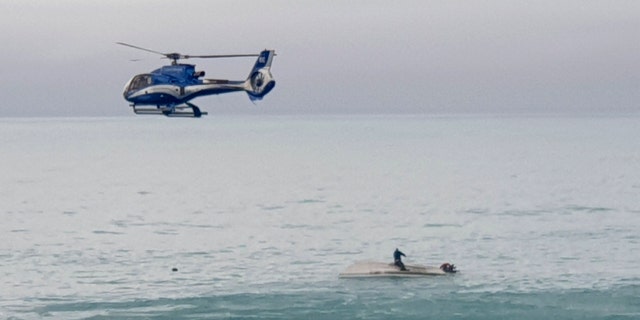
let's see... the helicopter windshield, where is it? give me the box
[125,74,153,93]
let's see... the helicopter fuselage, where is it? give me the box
[123,64,247,106]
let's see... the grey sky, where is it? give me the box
[1,0,638,116]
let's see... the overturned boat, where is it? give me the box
[339,261,457,278]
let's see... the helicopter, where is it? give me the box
[117,42,276,117]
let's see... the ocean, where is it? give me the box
[1,115,639,319]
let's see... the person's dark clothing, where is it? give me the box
[393,249,407,271]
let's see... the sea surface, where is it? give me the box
[1,115,639,319]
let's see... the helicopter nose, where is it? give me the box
[123,79,134,97]
[123,89,134,102]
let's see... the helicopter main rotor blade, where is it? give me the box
[184,54,260,59]
[117,42,263,64]
[116,42,167,57]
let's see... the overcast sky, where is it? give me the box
[1,0,638,116]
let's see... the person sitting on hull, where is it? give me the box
[394,248,407,271]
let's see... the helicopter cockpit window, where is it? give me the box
[127,74,153,92]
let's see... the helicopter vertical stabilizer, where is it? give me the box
[245,50,276,101]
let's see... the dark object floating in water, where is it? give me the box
[439,263,457,273]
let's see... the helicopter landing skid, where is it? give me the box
[132,103,208,118]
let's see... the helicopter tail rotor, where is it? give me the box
[245,50,276,101]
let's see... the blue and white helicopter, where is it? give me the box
[117,42,276,117]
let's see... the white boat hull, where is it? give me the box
[339,261,450,278]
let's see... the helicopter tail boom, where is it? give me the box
[245,50,276,101]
